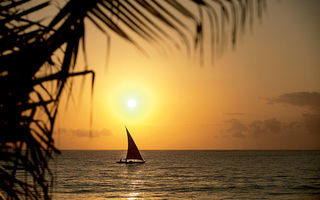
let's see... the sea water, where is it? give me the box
[52,150,320,199]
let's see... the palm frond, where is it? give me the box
[0,0,265,199]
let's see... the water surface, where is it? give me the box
[52,150,320,199]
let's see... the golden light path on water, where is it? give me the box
[107,81,156,125]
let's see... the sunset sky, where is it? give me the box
[54,0,320,150]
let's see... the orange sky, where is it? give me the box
[54,0,320,150]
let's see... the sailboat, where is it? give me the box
[117,127,145,164]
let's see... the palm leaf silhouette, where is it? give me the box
[0,0,265,199]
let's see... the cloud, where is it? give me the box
[223,115,320,138]
[223,118,282,138]
[58,128,112,137]
[224,119,247,138]
[267,91,320,135]
[225,112,244,116]
[302,113,320,135]
[248,118,281,136]
[223,92,320,138]
[269,91,320,110]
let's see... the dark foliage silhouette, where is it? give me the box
[0,0,265,199]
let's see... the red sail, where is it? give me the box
[125,127,144,160]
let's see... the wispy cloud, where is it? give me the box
[223,92,320,138]
[268,91,320,111]
[302,113,320,135]
[223,115,319,138]
[224,119,247,138]
[224,118,281,138]
[58,128,112,137]
[248,118,281,136]
[225,112,244,116]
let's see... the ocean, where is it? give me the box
[52,150,320,200]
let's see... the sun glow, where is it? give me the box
[107,81,156,125]
[127,98,137,109]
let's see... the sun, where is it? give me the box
[107,81,156,124]
[127,98,137,109]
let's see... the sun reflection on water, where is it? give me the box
[127,192,141,200]
[121,165,147,199]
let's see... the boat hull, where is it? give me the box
[117,160,145,164]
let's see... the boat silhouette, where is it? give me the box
[117,127,145,164]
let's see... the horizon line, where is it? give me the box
[57,149,320,151]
